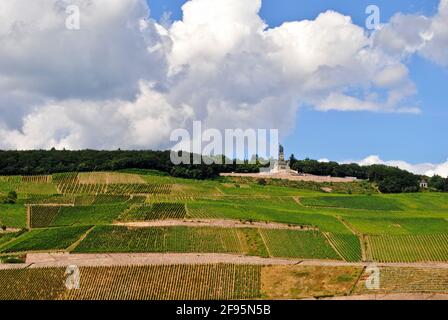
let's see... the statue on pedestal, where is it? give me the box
[260,144,293,175]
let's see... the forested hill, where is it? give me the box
[0,150,255,180]
[289,158,447,193]
[0,150,446,193]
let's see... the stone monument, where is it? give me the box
[261,144,293,174]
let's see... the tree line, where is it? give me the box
[289,157,447,193]
[0,150,446,193]
[0,150,259,180]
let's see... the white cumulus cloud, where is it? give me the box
[374,0,448,67]
[0,0,446,150]
[351,155,448,178]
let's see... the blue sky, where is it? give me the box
[2,0,447,176]
[147,0,447,164]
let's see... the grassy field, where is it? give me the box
[261,265,363,299]
[187,198,352,234]
[345,217,448,235]
[0,203,26,228]
[300,195,403,211]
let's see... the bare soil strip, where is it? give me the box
[320,293,448,300]
[22,253,301,268]
[0,228,21,234]
[221,172,357,183]
[113,219,316,230]
[1,253,448,270]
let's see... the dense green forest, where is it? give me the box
[289,157,448,193]
[0,150,255,180]
[0,150,446,193]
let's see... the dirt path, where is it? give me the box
[221,172,357,183]
[0,228,22,233]
[66,226,95,252]
[20,253,301,268]
[114,219,316,230]
[320,293,448,300]
[1,253,447,270]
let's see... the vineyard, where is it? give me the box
[325,233,362,262]
[119,203,187,221]
[259,229,341,260]
[29,205,61,228]
[344,217,448,235]
[1,226,91,253]
[25,195,75,205]
[186,206,218,219]
[1,263,446,300]
[0,264,261,300]
[64,264,261,300]
[77,172,145,185]
[0,268,67,300]
[354,267,448,294]
[21,175,53,183]
[0,231,24,248]
[51,172,172,195]
[300,195,403,211]
[58,182,172,195]
[74,226,247,254]
[1,170,448,300]
[53,204,129,226]
[74,195,131,206]
[368,234,448,262]
[16,182,59,195]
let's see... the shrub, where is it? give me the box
[1,191,18,204]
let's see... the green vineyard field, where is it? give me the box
[300,195,403,211]
[326,233,362,262]
[0,264,262,300]
[119,203,187,221]
[53,205,129,226]
[369,234,448,262]
[29,206,61,228]
[57,182,172,195]
[355,267,448,294]
[73,226,246,254]
[259,229,341,260]
[1,226,91,253]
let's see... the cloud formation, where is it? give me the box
[0,0,446,150]
[374,0,448,66]
[351,155,448,178]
